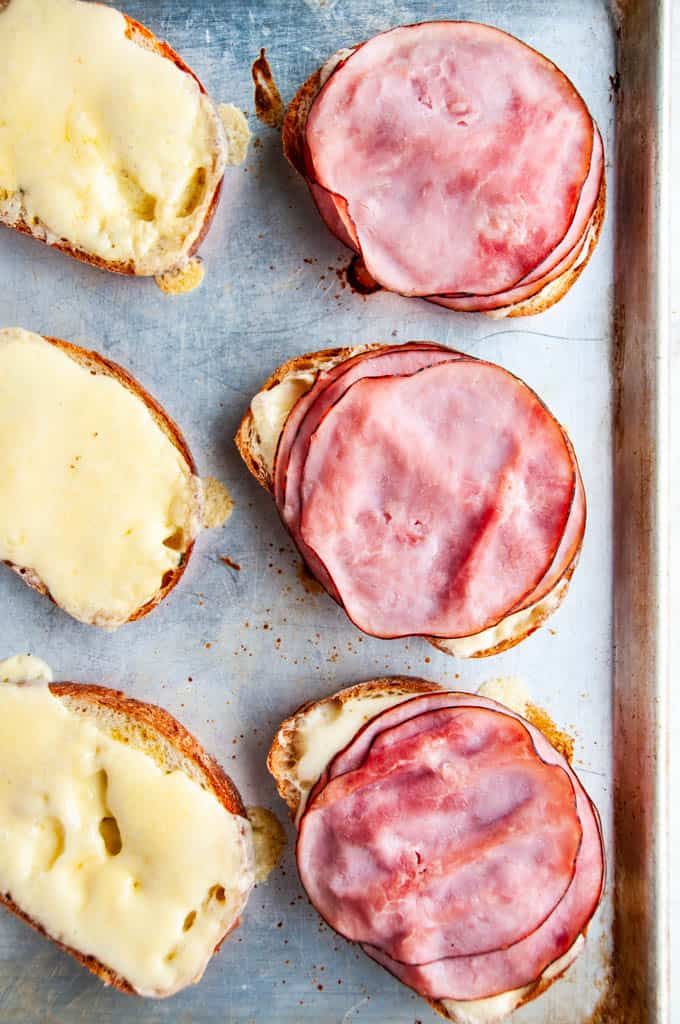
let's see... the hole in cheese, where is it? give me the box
[183,910,197,932]
[117,169,157,223]
[99,816,122,857]
[210,884,226,903]
[34,816,65,871]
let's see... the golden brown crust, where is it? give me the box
[267,676,442,819]
[2,335,200,625]
[284,54,605,317]
[0,682,248,996]
[2,11,223,277]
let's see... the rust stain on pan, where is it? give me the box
[252,49,284,128]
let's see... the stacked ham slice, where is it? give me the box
[284,22,605,317]
[273,342,585,653]
[296,691,605,1004]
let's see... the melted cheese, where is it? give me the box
[0,329,200,628]
[289,686,586,1022]
[0,681,253,997]
[246,806,287,883]
[0,0,224,273]
[218,104,251,166]
[251,370,319,474]
[292,692,415,822]
[0,654,53,685]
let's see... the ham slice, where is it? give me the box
[304,22,596,298]
[298,705,581,963]
[298,691,605,1001]
[298,359,576,638]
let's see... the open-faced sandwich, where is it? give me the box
[236,342,586,656]
[0,328,203,628]
[284,21,605,316]
[0,655,254,997]
[0,0,231,277]
[269,677,605,1023]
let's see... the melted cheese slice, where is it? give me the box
[0,0,223,272]
[0,328,199,628]
[0,673,253,997]
[289,685,585,1023]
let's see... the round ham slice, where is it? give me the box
[298,359,576,638]
[298,691,605,1001]
[298,705,582,963]
[275,345,466,599]
[304,22,595,297]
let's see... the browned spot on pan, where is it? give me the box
[345,255,381,295]
[252,49,284,128]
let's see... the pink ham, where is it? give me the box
[297,359,576,638]
[298,691,605,1001]
[298,705,581,963]
[304,22,595,297]
[275,345,465,599]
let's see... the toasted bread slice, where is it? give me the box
[0,328,202,628]
[268,677,585,1023]
[283,53,605,317]
[0,673,254,997]
[235,345,580,656]
[0,0,227,276]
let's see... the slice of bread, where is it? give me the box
[268,678,585,1023]
[283,51,605,317]
[0,679,254,997]
[0,0,226,276]
[0,329,202,628]
[235,345,580,656]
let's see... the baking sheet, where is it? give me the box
[0,0,669,1021]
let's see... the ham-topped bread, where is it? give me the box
[268,678,606,1023]
[236,342,586,657]
[284,21,605,317]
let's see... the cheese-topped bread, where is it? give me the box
[0,662,254,997]
[0,328,202,628]
[0,0,227,275]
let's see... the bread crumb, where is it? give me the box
[155,257,204,295]
[477,676,530,715]
[525,703,575,764]
[202,477,234,529]
[252,49,284,128]
[218,104,251,165]
[246,806,287,883]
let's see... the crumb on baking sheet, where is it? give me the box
[247,806,287,882]
[218,103,251,165]
[155,257,204,295]
[252,49,284,128]
[202,477,234,529]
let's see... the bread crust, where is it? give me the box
[2,334,201,626]
[0,682,249,996]
[268,677,585,1022]
[0,9,224,276]
[283,53,604,316]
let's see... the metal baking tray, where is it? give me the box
[0,0,671,1021]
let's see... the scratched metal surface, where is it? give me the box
[0,0,669,1021]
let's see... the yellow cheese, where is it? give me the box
[0,679,253,997]
[0,0,224,273]
[0,328,200,628]
[292,691,414,821]
[0,654,53,685]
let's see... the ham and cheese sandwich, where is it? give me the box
[284,21,605,317]
[269,678,605,1024]
[0,656,254,998]
[0,328,202,628]
[236,342,586,657]
[0,0,228,277]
